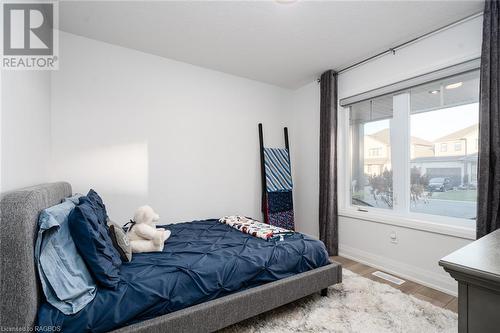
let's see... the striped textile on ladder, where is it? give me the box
[263,148,293,192]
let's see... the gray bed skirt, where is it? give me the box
[0,182,342,332]
[113,262,341,333]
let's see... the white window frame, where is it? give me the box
[337,91,476,240]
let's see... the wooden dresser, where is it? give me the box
[440,229,500,333]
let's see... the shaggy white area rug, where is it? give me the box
[221,270,457,333]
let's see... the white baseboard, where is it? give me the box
[339,244,458,297]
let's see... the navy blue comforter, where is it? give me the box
[38,219,329,332]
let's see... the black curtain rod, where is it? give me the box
[317,10,483,82]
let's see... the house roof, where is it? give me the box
[368,129,433,147]
[434,124,479,143]
[412,152,478,163]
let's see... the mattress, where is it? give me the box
[37,219,330,332]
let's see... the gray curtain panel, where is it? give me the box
[319,70,338,255]
[477,0,500,239]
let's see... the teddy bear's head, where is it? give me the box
[133,205,160,226]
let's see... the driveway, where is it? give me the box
[411,199,476,220]
[356,189,476,220]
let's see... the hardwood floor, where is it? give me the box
[331,256,458,313]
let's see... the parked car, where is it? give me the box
[458,181,477,190]
[427,177,453,192]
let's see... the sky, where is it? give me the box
[364,103,479,141]
[410,103,478,141]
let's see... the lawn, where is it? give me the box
[430,190,477,202]
[352,188,477,204]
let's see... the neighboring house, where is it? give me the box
[411,124,479,186]
[433,124,479,157]
[364,129,434,175]
[363,133,391,175]
[363,125,479,187]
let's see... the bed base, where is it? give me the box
[113,262,341,333]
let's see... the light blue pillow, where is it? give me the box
[35,194,97,315]
[64,193,83,205]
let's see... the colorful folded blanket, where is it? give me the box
[219,216,294,241]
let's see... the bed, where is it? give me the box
[0,182,342,332]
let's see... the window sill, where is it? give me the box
[338,208,476,240]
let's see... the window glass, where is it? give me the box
[348,70,479,223]
[350,95,393,209]
[409,70,479,220]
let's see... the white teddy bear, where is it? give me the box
[127,205,171,253]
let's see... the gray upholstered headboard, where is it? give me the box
[0,182,72,330]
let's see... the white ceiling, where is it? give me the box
[59,1,484,89]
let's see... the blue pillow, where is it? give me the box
[87,189,108,225]
[86,189,122,266]
[69,195,121,289]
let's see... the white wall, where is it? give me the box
[290,15,483,295]
[50,32,293,224]
[1,71,52,192]
[289,81,320,237]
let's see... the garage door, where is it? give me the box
[426,168,462,186]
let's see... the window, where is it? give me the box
[350,95,393,210]
[368,148,381,157]
[347,70,479,226]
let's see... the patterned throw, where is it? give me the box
[219,216,294,241]
[267,191,293,213]
[268,210,294,230]
[263,148,294,230]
